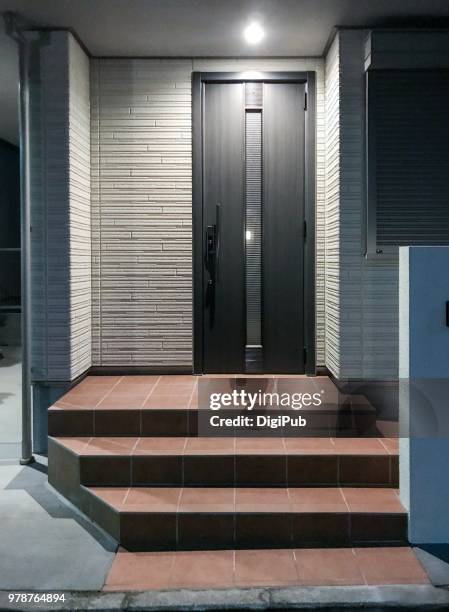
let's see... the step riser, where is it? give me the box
[118,513,407,552]
[78,453,398,487]
[48,408,377,438]
[78,484,407,552]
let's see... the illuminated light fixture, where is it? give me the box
[246,230,252,241]
[244,22,264,45]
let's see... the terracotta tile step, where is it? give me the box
[104,546,428,591]
[48,405,379,438]
[53,436,398,456]
[81,485,407,551]
[51,436,398,487]
[51,375,373,414]
[52,396,374,412]
[92,485,405,513]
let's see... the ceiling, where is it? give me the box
[1,0,449,144]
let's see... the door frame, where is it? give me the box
[192,71,316,375]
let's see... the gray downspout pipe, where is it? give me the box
[4,12,34,465]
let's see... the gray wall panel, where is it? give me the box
[325,31,398,380]
[30,32,91,381]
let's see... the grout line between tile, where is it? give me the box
[140,375,162,409]
[95,376,124,408]
[293,548,301,581]
[122,487,131,506]
[152,375,163,394]
[166,552,177,590]
[378,437,389,453]
[181,448,185,488]
[354,548,371,586]
[176,487,183,512]
[81,436,93,452]
[129,438,141,485]
[187,378,198,409]
[340,486,351,511]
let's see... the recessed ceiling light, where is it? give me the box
[244,22,264,45]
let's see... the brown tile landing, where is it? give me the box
[104,547,428,591]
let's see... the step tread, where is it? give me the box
[104,546,428,591]
[48,374,373,412]
[52,435,398,456]
[88,485,405,514]
[49,397,374,412]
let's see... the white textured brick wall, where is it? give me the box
[30,32,91,381]
[68,36,92,378]
[91,58,326,368]
[325,36,341,377]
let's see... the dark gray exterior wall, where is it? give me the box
[30,31,91,382]
[29,31,91,452]
[0,139,20,345]
[325,30,399,380]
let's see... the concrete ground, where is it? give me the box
[0,456,117,591]
[0,345,21,460]
[1,584,449,611]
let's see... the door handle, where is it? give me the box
[205,203,221,285]
[215,203,221,282]
[205,224,217,281]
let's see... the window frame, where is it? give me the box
[365,70,397,260]
[365,68,449,259]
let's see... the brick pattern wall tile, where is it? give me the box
[91,59,193,366]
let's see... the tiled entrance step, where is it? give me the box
[47,374,377,437]
[49,435,406,550]
[49,436,398,487]
[104,547,429,591]
[48,402,376,437]
[47,376,403,552]
[83,486,406,551]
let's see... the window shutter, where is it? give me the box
[370,71,449,248]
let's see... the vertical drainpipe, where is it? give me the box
[4,13,35,465]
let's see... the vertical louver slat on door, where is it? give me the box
[371,71,449,247]
[245,110,263,369]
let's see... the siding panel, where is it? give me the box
[325,36,341,377]
[30,32,91,381]
[328,31,399,380]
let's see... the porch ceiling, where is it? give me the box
[1,0,449,145]
[2,0,449,57]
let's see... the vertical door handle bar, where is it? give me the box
[215,203,221,282]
